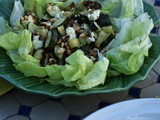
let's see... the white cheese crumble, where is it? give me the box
[52,5,60,11]
[33,36,43,50]
[81,24,89,32]
[55,11,65,19]
[88,32,96,42]
[66,27,77,38]
[87,10,100,21]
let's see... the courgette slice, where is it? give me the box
[34,49,44,60]
[45,31,52,48]
[43,14,51,21]
[52,17,66,28]
[95,30,110,47]
[68,38,80,49]
[102,26,116,36]
[46,5,60,17]
[28,23,38,33]
[57,25,66,36]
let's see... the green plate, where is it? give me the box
[0,1,160,97]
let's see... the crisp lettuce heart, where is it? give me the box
[106,13,153,75]
[101,0,144,18]
[0,17,12,35]
[10,0,24,27]
[76,56,109,90]
[62,50,94,82]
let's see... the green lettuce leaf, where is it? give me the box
[62,50,94,82]
[10,0,24,27]
[0,17,12,35]
[0,31,21,50]
[15,62,48,77]
[76,57,109,90]
[45,65,64,80]
[101,0,144,18]
[106,13,153,75]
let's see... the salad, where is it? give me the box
[0,0,154,90]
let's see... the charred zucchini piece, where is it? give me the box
[33,49,44,60]
[36,27,47,38]
[28,23,38,33]
[79,45,92,55]
[46,5,61,17]
[72,14,90,24]
[95,30,110,47]
[57,25,66,36]
[101,34,115,48]
[45,30,58,50]
[102,26,116,36]
[45,31,52,48]
[52,17,66,28]
[96,13,111,27]
[90,21,101,31]
[68,38,80,49]
[42,14,51,21]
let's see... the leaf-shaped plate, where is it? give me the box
[0,35,159,97]
[0,78,14,95]
[0,1,160,97]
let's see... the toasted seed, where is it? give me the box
[64,42,70,49]
[57,47,66,54]
[57,39,62,45]
[48,58,57,65]
[48,25,53,30]
[50,18,57,22]
[90,49,98,57]
[24,15,28,20]
[20,17,24,21]
[61,42,65,47]
[79,33,86,38]
[40,26,45,29]
[41,22,48,27]
[66,49,72,55]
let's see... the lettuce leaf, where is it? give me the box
[45,65,64,80]
[0,31,21,50]
[62,50,94,82]
[10,0,24,27]
[106,13,153,75]
[76,56,109,90]
[15,62,47,77]
[101,0,144,18]
[0,17,12,35]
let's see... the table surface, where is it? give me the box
[0,0,160,120]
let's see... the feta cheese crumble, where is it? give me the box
[66,27,77,38]
[52,5,60,11]
[55,11,65,19]
[87,10,100,21]
[88,32,96,42]
[33,36,43,50]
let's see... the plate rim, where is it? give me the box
[84,98,160,120]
